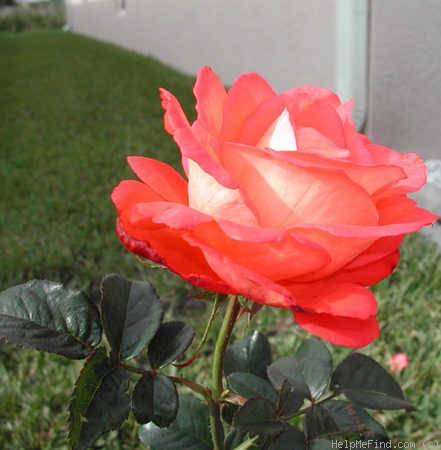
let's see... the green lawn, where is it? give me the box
[0,31,440,448]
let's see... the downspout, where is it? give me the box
[336,0,370,132]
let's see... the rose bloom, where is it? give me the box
[112,66,437,347]
[388,353,409,374]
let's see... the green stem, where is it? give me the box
[173,293,224,368]
[120,363,210,399]
[209,295,241,450]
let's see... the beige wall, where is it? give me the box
[66,0,441,160]
[66,0,338,91]
[366,0,441,159]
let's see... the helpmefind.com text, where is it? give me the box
[332,440,439,449]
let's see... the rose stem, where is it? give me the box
[209,295,240,450]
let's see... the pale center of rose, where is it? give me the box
[257,108,297,151]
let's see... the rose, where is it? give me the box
[388,353,409,374]
[112,66,437,347]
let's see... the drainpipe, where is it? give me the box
[336,0,369,132]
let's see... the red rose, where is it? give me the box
[112,66,437,347]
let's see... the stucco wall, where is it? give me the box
[366,0,441,159]
[66,0,338,92]
[66,0,441,159]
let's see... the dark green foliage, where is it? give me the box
[224,330,272,378]
[101,274,164,361]
[0,279,101,358]
[148,321,195,369]
[132,374,178,427]
[138,395,212,450]
[225,333,414,447]
[69,348,131,450]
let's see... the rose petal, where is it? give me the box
[160,87,237,188]
[293,311,379,348]
[187,159,259,226]
[289,282,378,319]
[368,144,428,194]
[193,66,227,137]
[238,94,286,146]
[258,108,297,151]
[289,228,374,280]
[116,220,234,294]
[291,98,346,148]
[219,72,276,143]
[127,156,188,203]
[294,127,349,159]
[319,235,403,286]
[283,85,342,111]
[268,149,406,196]
[298,197,437,238]
[221,143,379,229]
[112,180,165,212]
[188,221,330,281]
[184,234,296,309]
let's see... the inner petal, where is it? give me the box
[188,160,259,226]
[257,108,297,151]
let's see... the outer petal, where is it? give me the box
[184,234,296,309]
[193,66,227,137]
[116,220,234,294]
[221,143,379,230]
[237,94,286,146]
[329,236,402,285]
[112,180,166,212]
[127,156,188,203]
[288,282,378,319]
[282,85,342,112]
[189,220,330,281]
[368,144,428,195]
[160,87,237,188]
[297,197,437,239]
[294,127,350,159]
[291,99,346,148]
[293,311,379,347]
[269,149,407,196]
[219,72,277,143]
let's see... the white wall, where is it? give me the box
[66,0,338,92]
[66,0,441,160]
[366,0,441,159]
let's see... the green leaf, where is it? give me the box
[233,397,288,436]
[331,353,414,410]
[148,321,195,369]
[277,380,305,417]
[132,373,178,427]
[224,330,272,378]
[309,438,334,450]
[228,372,278,404]
[270,429,306,450]
[68,348,130,450]
[0,280,101,359]
[341,390,414,411]
[294,338,333,399]
[267,356,310,400]
[138,394,212,450]
[304,405,340,440]
[221,401,239,425]
[323,400,389,440]
[224,429,258,450]
[100,274,164,361]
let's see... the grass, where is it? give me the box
[0,31,440,448]
[0,1,65,33]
